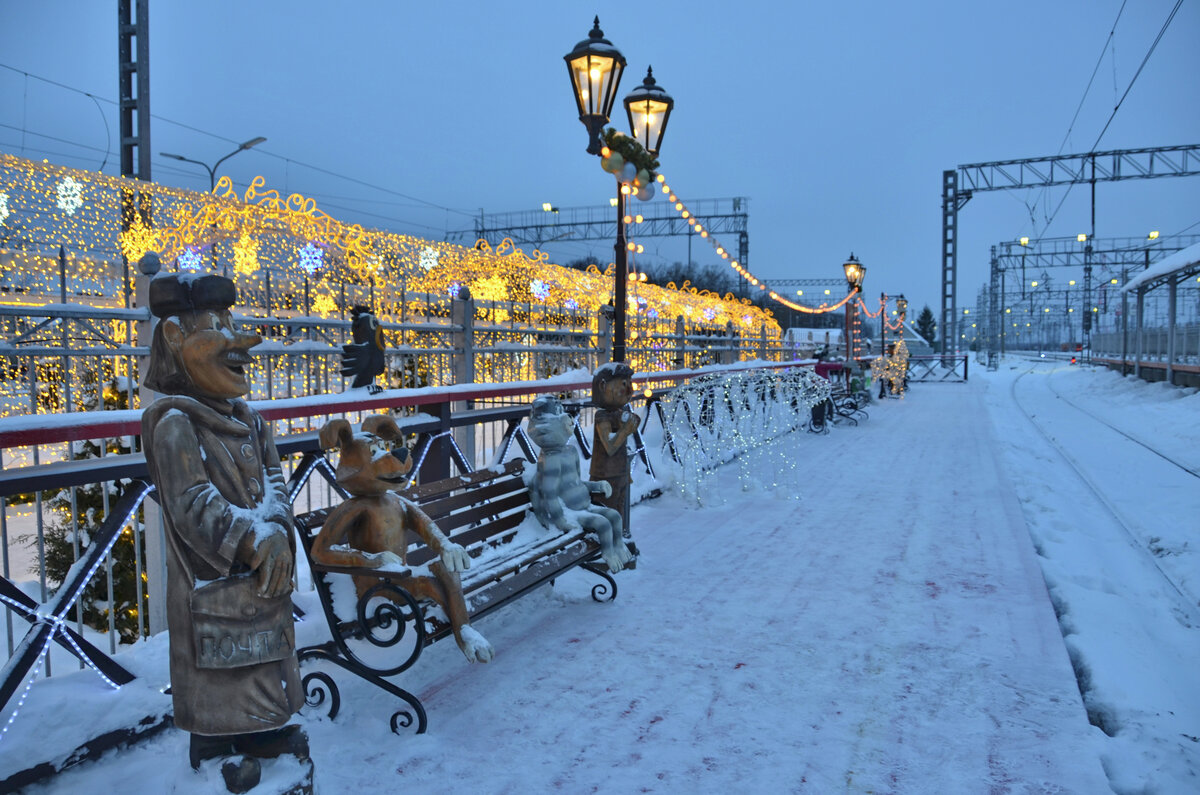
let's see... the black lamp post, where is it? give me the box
[160,136,267,191]
[842,253,866,372]
[565,19,672,363]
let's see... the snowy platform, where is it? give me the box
[9,362,1199,792]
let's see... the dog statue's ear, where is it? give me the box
[319,419,354,450]
[362,413,402,442]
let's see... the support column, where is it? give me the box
[452,289,476,469]
[1166,276,1177,385]
[940,170,960,358]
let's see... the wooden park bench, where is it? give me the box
[292,458,619,734]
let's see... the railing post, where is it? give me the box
[597,308,612,363]
[451,288,476,469]
[674,316,685,369]
[723,321,735,365]
[759,324,767,361]
[1166,276,1177,385]
[132,255,168,634]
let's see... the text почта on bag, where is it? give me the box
[189,574,295,669]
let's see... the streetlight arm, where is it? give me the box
[160,152,216,190]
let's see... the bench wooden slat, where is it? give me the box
[465,540,599,621]
[434,489,530,534]
[419,476,526,522]
[406,510,527,567]
[396,459,524,503]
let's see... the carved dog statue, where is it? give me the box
[526,396,631,573]
[311,415,493,663]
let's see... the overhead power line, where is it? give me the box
[0,61,478,220]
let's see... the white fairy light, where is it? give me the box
[660,368,830,505]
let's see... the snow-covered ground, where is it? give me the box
[1,360,1197,793]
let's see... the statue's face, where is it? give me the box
[176,309,263,399]
[599,374,633,409]
[528,404,572,448]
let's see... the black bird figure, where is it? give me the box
[341,305,386,393]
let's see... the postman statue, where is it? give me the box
[589,362,640,561]
[141,273,309,792]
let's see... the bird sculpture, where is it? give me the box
[340,305,386,393]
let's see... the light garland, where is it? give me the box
[660,367,830,505]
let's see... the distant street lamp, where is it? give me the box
[160,136,267,191]
[842,253,866,376]
[565,18,673,363]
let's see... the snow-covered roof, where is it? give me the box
[1120,241,1200,293]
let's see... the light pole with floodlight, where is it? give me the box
[160,136,267,191]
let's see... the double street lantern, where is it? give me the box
[564,17,627,155]
[623,67,674,157]
[565,18,674,363]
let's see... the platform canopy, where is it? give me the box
[1121,240,1200,293]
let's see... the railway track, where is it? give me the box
[1010,365,1200,623]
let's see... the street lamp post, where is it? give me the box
[160,136,267,191]
[160,137,266,276]
[879,292,887,362]
[565,19,672,364]
[842,254,866,383]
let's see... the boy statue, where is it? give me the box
[141,273,309,793]
[589,362,640,560]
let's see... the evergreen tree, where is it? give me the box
[915,305,937,346]
[36,372,147,643]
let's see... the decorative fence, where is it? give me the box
[0,361,823,698]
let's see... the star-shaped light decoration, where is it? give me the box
[565,298,579,310]
[298,242,324,272]
[704,307,718,322]
[447,281,462,298]
[0,192,10,224]
[530,279,550,302]
[178,247,203,271]
[419,246,440,271]
[647,307,658,319]
[56,176,84,216]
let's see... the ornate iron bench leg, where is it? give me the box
[298,646,428,734]
[579,554,619,602]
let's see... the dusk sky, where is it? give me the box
[1,1,1197,319]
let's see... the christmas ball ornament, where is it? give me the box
[602,152,624,174]
[620,161,637,183]
[636,169,651,187]
[636,185,654,201]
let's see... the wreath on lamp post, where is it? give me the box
[599,128,660,201]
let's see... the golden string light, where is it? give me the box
[0,152,783,389]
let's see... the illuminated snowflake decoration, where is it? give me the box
[564,298,578,310]
[298,242,325,272]
[0,192,9,224]
[178,247,203,271]
[530,279,550,302]
[448,281,462,298]
[56,176,84,216]
[419,246,440,271]
[704,307,718,322]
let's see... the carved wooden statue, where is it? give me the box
[311,415,493,663]
[589,362,640,560]
[140,273,309,793]
[526,396,631,573]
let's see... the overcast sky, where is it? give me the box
[1,0,1197,317]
